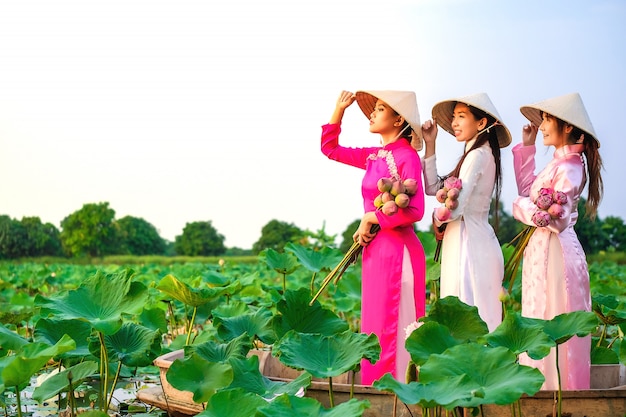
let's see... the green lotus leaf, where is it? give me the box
[227,355,311,399]
[257,394,370,417]
[480,312,554,359]
[260,248,300,275]
[592,294,626,325]
[101,322,161,367]
[166,353,233,404]
[75,412,110,417]
[543,311,599,344]
[0,323,29,351]
[272,330,380,378]
[373,372,475,409]
[32,360,98,403]
[34,318,94,360]
[198,388,269,417]
[2,334,76,388]
[213,308,276,345]
[34,269,147,335]
[284,243,341,273]
[420,296,489,342]
[620,338,626,365]
[273,289,349,339]
[405,321,460,366]
[185,333,252,363]
[138,307,169,333]
[419,344,544,407]
[591,345,619,364]
[157,274,240,307]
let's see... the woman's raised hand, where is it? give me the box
[336,90,356,110]
[421,119,438,144]
[522,123,538,146]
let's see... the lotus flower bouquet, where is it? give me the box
[432,176,462,262]
[310,176,419,305]
[503,187,568,292]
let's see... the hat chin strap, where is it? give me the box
[392,124,412,141]
[473,121,499,140]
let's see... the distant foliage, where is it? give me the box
[174,220,226,256]
[60,202,120,257]
[117,216,167,256]
[0,215,63,259]
[252,220,304,254]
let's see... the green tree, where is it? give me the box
[20,216,63,257]
[489,199,525,245]
[339,219,360,253]
[117,216,166,255]
[60,202,120,257]
[600,216,626,252]
[0,215,28,259]
[174,221,225,256]
[251,219,304,254]
[574,197,608,254]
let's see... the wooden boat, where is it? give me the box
[137,350,626,417]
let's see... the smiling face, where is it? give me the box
[368,99,403,137]
[539,112,570,148]
[450,103,487,143]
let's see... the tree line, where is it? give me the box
[1,199,624,260]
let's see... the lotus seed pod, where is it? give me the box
[403,178,418,195]
[445,198,459,210]
[435,206,451,222]
[377,177,393,193]
[435,188,448,204]
[447,188,460,200]
[382,200,398,216]
[395,193,410,208]
[548,203,565,219]
[382,191,394,203]
[390,180,406,196]
[374,194,384,208]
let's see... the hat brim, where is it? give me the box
[432,100,512,148]
[355,91,423,151]
[520,105,600,148]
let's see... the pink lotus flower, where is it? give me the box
[538,187,554,196]
[535,194,554,210]
[445,198,459,210]
[382,191,394,203]
[435,206,451,222]
[447,188,460,200]
[377,177,393,193]
[532,210,551,227]
[444,176,462,191]
[403,178,418,196]
[395,193,410,208]
[436,188,448,203]
[382,200,398,216]
[548,203,565,219]
[553,190,567,205]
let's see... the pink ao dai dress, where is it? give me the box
[512,143,591,390]
[321,123,426,385]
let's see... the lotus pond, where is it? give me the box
[0,235,624,416]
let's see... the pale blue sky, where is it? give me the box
[1,0,624,249]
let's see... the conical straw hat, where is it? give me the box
[431,92,512,148]
[355,90,423,151]
[520,92,599,148]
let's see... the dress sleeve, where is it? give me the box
[321,123,372,169]
[422,154,442,196]
[376,149,425,229]
[512,143,537,197]
[434,147,487,225]
[512,157,584,233]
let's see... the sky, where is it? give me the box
[1,0,624,250]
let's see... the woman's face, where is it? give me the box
[450,103,486,142]
[539,113,568,148]
[369,99,401,135]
